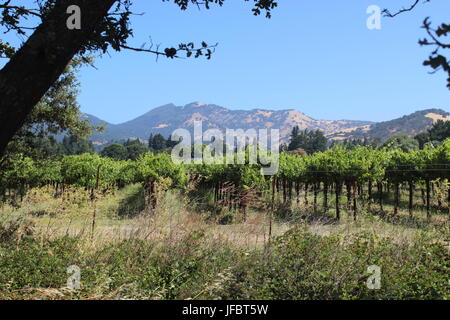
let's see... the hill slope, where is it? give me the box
[329,108,450,141]
[85,103,449,145]
[87,102,373,144]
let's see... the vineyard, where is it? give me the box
[1,0,450,302]
[0,141,449,300]
[1,140,449,225]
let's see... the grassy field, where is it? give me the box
[0,184,448,300]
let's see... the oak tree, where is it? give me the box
[0,0,277,156]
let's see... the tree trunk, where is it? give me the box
[323,182,328,214]
[0,0,118,156]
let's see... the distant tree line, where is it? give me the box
[8,119,449,163]
[414,120,450,149]
[100,134,177,160]
[286,127,328,154]
[25,135,95,157]
[16,132,179,161]
[381,120,450,152]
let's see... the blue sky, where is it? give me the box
[3,0,450,123]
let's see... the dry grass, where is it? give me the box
[1,184,446,252]
[0,186,448,300]
[0,185,287,252]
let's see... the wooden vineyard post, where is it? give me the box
[335,182,340,220]
[313,182,318,212]
[447,182,449,222]
[353,180,357,221]
[91,165,101,240]
[394,182,399,215]
[448,182,450,222]
[409,181,414,218]
[323,181,329,214]
[426,179,431,221]
[304,183,308,206]
[269,177,275,245]
[378,182,383,212]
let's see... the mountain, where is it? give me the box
[84,103,449,146]
[328,108,450,141]
[86,102,373,145]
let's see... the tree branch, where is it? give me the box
[120,41,218,60]
[382,0,429,18]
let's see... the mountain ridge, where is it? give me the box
[329,108,450,141]
[84,102,449,145]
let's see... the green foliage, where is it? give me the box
[2,138,449,204]
[61,154,104,188]
[0,39,15,58]
[235,227,449,299]
[414,132,431,149]
[414,119,450,149]
[415,119,450,149]
[383,135,419,152]
[61,135,95,155]
[0,223,447,299]
[330,137,380,150]
[288,127,327,155]
[280,146,388,185]
[101,143,128,160]
[124,139,149,161]
[0,236,83,291]
[61,154,139,189]
[189,150,268,191]
[429,119,450,142]
[432,139,450,180]
[102,138,171,161]
[148,134,168,152]
[279,152,306,183]
[136,153,187,189]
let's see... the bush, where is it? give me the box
[225,227,450,300]
[0,223,447,300]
